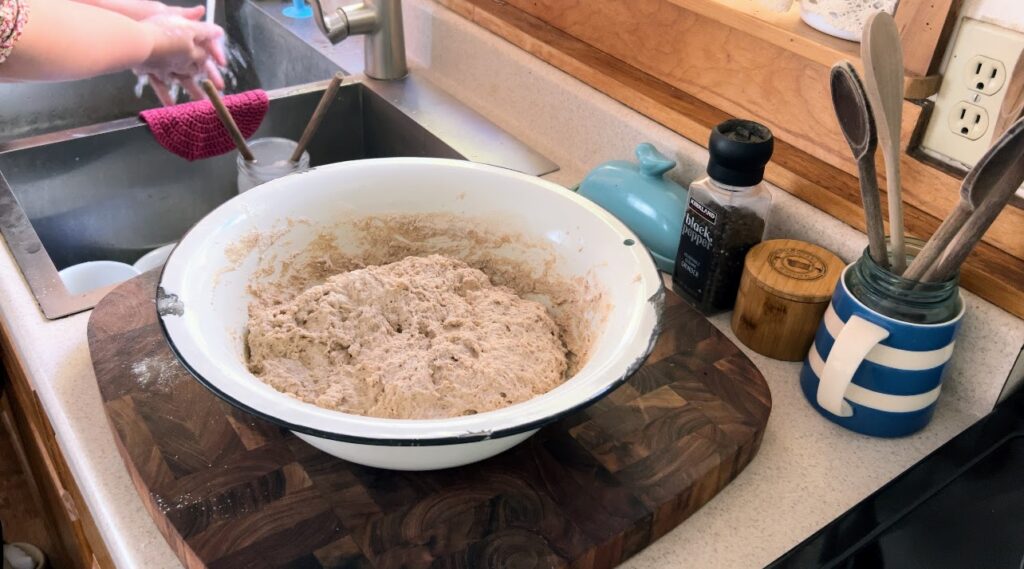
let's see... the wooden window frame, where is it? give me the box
[436,0,1024,318]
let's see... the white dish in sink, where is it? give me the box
[157,158,663,470]
[59,260,140,296]
[133,243,176,273]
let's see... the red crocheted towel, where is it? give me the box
[139,90,269,161]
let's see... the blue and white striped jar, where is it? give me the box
[801,261,964,438]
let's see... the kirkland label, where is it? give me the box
[673,196,717,300]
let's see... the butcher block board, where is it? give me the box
[88,271,771,569]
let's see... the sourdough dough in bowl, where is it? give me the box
[157,158,663,470]
[246,254,570,420]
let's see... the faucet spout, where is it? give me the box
[309,0,408,80]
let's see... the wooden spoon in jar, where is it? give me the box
[861,11,906,273]
[290,73,345,163]
[201,80,255,162]
[830,61,889,269]
[904,117,1024,281]
[920,116,1024,282]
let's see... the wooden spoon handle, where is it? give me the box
[862,12,906,273]
[291,73,345,163]
[926,183,1024,282]
[925,163,1024,282]
[856,156,889,268]
[902,203,970,281]
[922,116,1024,281]
[201,80,254,162]
[882,155,905,273]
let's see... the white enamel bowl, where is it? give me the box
[158,158,663,470]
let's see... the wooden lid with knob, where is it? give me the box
[732,239,845,361]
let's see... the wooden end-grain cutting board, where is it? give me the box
[88,271,771,569]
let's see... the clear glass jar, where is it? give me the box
[236,137,310,193]
[673,176,772,313]
[846,237,962,324]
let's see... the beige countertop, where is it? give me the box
[1,1,1022,568]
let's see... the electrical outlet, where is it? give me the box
[949,101,989,140]
[920,18,1024,169]
[967,55,1006,95]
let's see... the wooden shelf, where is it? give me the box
[669,0,862,66]
[671,0,940,98]
[435,0,1024,318]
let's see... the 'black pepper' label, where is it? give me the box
[674,196,717,301]
[673,195,766,313]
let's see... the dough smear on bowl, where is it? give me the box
[246,254,570,419]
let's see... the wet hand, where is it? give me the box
[138,14,226,103]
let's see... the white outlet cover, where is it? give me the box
[921,18,1024,168]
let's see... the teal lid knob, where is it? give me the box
[577,143,688,273]
[636,143,676,177]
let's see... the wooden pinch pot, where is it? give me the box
[732,239,845,361]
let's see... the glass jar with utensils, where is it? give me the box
[801,238,964,438]
[236,137,310,193]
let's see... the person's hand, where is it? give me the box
[137,14,226,103]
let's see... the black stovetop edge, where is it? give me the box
[766,388,1024,568]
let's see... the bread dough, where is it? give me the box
[246,254,569,419]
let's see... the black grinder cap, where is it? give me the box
[706,119,774,187]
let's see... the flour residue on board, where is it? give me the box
[130,356,177,394]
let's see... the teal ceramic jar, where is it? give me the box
[578,143,688,272]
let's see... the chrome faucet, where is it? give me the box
[308,0,408,80]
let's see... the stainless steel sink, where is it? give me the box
[0,80,471,318]
[0,1,339,145]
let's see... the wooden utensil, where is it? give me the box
[201,79,255,162]
[830,61,889,269]
[923,116,1024,282]
[290,73,345,163]
[861,12,907,273]
[904,116,1024,281]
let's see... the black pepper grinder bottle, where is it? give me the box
[673,119,774,314]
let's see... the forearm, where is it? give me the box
[71,0,163,21]
[0,0,154,81]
